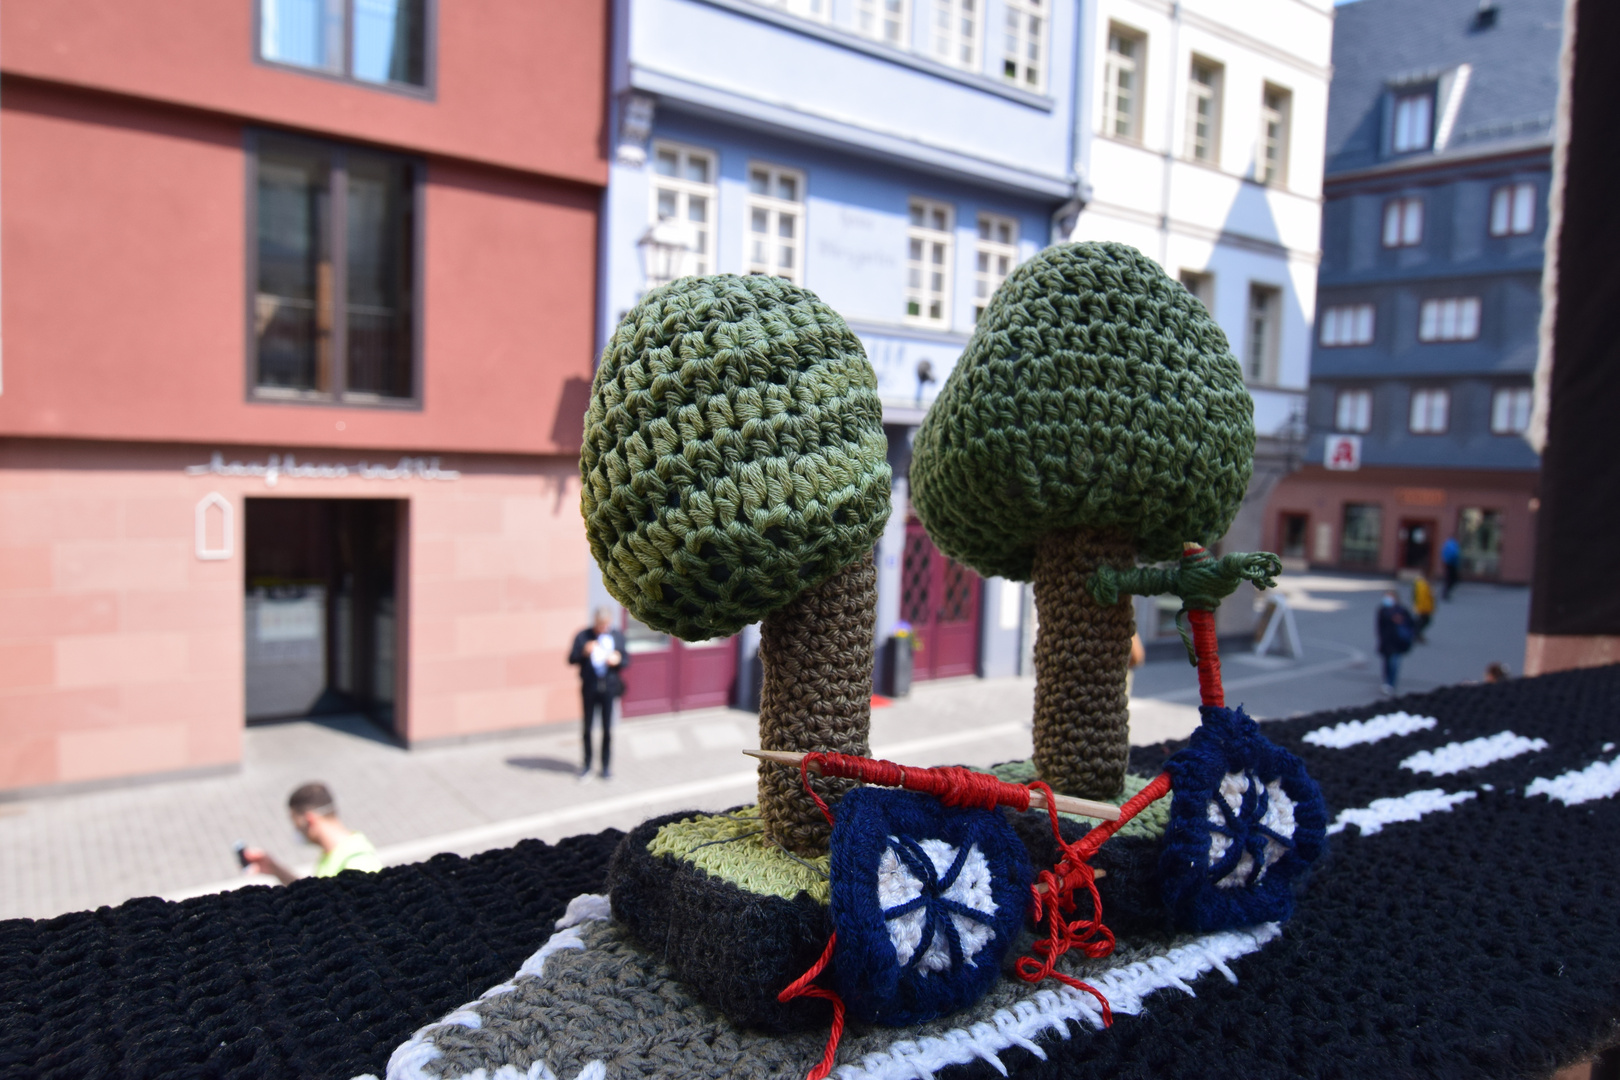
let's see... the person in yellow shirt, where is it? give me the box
[242,782,383,883]
[1411,574,1435,643]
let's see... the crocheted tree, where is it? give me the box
[910,242,1253,799]
[581,275,892,855]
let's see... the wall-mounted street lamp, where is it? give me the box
[637,218,694,292]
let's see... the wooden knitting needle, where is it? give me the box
[743,749,1122,822]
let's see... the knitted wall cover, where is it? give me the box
[5,668,1620,1079]
[580,274,891,641]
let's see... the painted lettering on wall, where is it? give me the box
[185,451,461,488]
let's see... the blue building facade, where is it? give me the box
[1267,0,1560,585]
[595,0,1085,711]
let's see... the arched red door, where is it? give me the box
[901,521,981,680]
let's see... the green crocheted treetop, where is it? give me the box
[910,241,1255,579]
[581,274,892,640]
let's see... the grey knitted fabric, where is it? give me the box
[395,908,1277,1080]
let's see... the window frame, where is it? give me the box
[244,129,425,409]
[254,0,437,98]
[1001,0,1048,92]
[1319,302,1376,348]
[1244,281,1283,386]
[973,213,1019,323]
[856,0,910,47]
[1259,82,1292,187]
[1391,90,1434,154]
[1102,23,1146,142]
[1186,56,1224,165]
[1417,296,1482,343]
[1334,388,1373,434]
[744,161,808,285]
[1179,268,1214,313]
[1490,385,1534,435]
[930,0,984,73]
[1408,387,1451,435]
[1340,502,1383,568]
[1381,196,1425,248]
[648,140,719,285]
[1489,181,1537,237]
[905,198,956,329]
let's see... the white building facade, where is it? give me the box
[1068,0,1334,640]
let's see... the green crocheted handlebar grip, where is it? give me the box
[910,241,1255,578]
[581,275,892,640]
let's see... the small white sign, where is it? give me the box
[1324,434,1362,471]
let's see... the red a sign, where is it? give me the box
[1324,434,1362,471]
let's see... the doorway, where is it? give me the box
[1279,513,1308,560]
[1397,518,1436,575]
[244,498,402,730]
[901,521,982,681]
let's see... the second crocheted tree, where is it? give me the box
[581,274,892,854]
[910,242,1254,798]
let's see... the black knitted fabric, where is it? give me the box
[1003,807,1166,938]
[0,831,620,1080]
[5,669,1620,1080]
[606,810,833,1032]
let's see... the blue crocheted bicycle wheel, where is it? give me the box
[829,788,1032,1026]
[1160,705,1329,932]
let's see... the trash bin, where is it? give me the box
[883,631,914,698]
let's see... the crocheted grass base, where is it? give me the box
[381,894,1278,1080]
[646,806,832,904]
[988,762,1171,842]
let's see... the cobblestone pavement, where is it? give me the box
[0,573,1528,921]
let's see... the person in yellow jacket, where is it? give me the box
[1411,574,1435,643]
[242,782,384,883]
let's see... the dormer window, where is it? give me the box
[1392,91,1433,153]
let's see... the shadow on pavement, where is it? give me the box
[505,756,579,774]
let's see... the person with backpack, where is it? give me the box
[1376,589,1417,696]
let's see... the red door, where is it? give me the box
[901,522,982,681]
[618,618,739,718]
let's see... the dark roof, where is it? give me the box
[1326,0,1564,176]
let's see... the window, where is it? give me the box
[1279,513,1308,560]
[1187,58,1223,163]
[253,135,417,401]
[1245,283,1281,384]
[1391,92,1433,153]
[931,0,981,70]
[1319,303,1375,347]
[1457,507,1502,577]
[1382,197,1424,247]
[1341,503,1383,567]
[907,199,954,327]
[1418,297,1481,342]
[1002,0,1047,90]
[1259,84,1291,186]
[746,164,805,284]
[1490,181,1537,236]
[752,0,831,21]
[1491,386,1533,434]
[1335,389,1373,433]
[1409,388,1450,433]
[259,0,428,89]
[1179,269,1214,312]
[1103,26,1144,141]
[857,0,908,45]
[650,142,716,284]
[974,214,1018,322]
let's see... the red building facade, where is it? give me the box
[0,1,609,793]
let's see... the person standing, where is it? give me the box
[241,782,384,883]
[1411,573,1435,643]
[569,607,628,782]
[1376,590,1416,696]
[1440,536,1461,600]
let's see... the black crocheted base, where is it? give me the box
[1004,807,1166,937]
[6,668,1620,1080]
[606,810,834,1032]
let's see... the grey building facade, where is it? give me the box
[1266,0,1560,584]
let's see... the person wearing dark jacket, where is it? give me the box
[569,608,629,781]
[1376,590,1416,696]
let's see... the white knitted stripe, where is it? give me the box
[375,895,613,1080]
[1302,712,1438,748]
[1400,731,1548,776]
[1526,757,1620,806]
[1326,789,1477,836]
[833,924,1283,1080]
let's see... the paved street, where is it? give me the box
[0,572,1528,922]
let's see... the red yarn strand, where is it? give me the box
[777,932,846,1080]
[804,752,1033,813]
[1188,607,1224,708]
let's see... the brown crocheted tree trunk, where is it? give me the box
[1031,526,1137,799]
[757,550,877,856]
